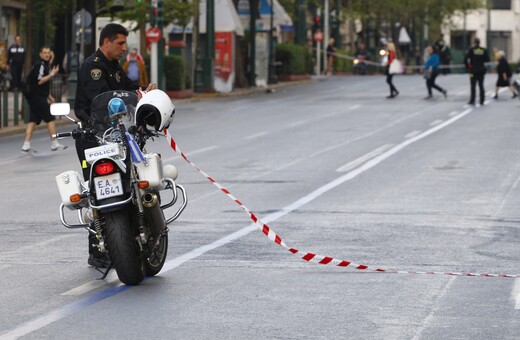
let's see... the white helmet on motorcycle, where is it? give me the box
[135,89,175,131]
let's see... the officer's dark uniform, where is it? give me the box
[74,49,136,179]
[465,43,490,105]
[7,43,25,90]
[74,49,137,267]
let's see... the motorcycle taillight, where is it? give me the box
[94,161,116,176]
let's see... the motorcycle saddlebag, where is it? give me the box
[55,171,85,208]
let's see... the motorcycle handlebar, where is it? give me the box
[53,132,72,139]
[53,128,98,140]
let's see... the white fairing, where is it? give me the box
[135,89,175,131]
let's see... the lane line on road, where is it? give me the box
[245,131,269,140]
[512,278,520,309]
[411,277,457,340]
[448,111,459,117]
[288,120,309,128]
[405,130,422,139]
[0,105,476,339]
[429,119,444,126]
[161,145,219,163]
[336,144,394,172]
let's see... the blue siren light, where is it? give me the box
[108,98,127,118]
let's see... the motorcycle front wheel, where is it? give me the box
[105,208,145,285]
[145,233,168,276]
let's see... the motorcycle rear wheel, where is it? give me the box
[145,233,168,276]
[105,209,145,285]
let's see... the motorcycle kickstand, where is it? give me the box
[95,262,114,280]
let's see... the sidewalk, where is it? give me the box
[0,79,312,138]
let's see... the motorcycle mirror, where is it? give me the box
[50,103,71,116]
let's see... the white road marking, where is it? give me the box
[430,119,444,126]
[161,145,219,163]
[336,144,394,172]
[61,275,120,296]
[411,277,457,340]
[512,278,520,309]
[405,130,422,139]
[288,120,309,128]
[245,131,268,140]
[348,104,361,110]
[448,111,459,117]
[0,106,476,340]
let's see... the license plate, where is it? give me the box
[94,173,123,199]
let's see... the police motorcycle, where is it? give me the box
[52,90,187,285]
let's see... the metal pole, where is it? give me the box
[150,0,158,85]
[323,0,329,75]
[268,0,277,84]
[316,7,321,76]
[486,0,491,49]
[204,0,215,91]
[158,0,165,90]
[295,0,307,45]
[67,2,78,108]
[249,0,258,87]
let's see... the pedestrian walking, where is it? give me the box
[464,38,490,105]
[493,50,518,99]
[385,42,399,98]
[122,48,149,88]
[434,34,452,74]
[325,38,336,76]
[423,45,447,99]
[20,46,66,153]
[7,34,25,91]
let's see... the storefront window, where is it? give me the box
[490,0,511,10]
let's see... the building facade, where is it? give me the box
[446,0,520,63]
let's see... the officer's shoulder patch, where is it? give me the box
[90,68,102,80]
[93,57,99,62]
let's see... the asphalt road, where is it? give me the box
[1,73,520,339]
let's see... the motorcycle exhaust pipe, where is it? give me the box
[142,192,166,238]
[143,192,159,208]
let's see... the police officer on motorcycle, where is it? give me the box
[75,23,157,268]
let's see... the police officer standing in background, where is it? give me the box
[464,37,490,106]
[7,34,25,91]
[75,23,157,268]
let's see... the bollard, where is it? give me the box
[13,90,19,126]
[23,97,29,123]
[2,91,7,127]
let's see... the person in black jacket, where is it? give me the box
[7,35,25,91]
[20,46,66,153]
[75,23,156,268]
[493,50,518,99]
[464,38,490,105]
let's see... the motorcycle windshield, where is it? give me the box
[90,90,138,131]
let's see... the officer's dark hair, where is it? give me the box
[99,23,128,46]
[474,38,480,46]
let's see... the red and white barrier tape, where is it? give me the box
[164,129,519,278]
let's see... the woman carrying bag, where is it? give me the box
[385,42,400,98]
[423,45,447,99]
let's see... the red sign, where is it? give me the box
[146,27,162,44]
[313,31,323,42]
[214,32,233,82]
